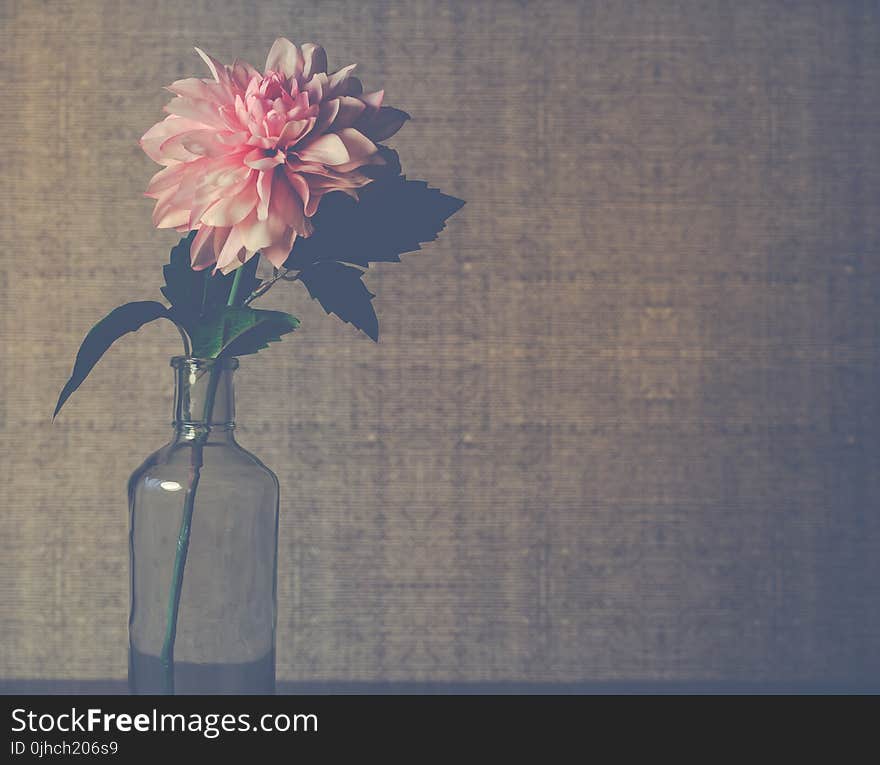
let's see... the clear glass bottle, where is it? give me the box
[127,357,279,694]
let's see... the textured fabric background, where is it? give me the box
[0,0,878,687]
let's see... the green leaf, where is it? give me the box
[162,233,261,325]
[189,306,300,359]
[54,301,173,418]
[284,167,464,339]
[160,232,201,313]
[285,172,465,270]
[160,236,295,360]
[298,261,379,341]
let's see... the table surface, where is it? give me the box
[1,679,876,695]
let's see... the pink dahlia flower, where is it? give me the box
[141,38,409,273]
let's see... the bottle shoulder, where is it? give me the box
[128,437,278,486]
[230,440,281,489]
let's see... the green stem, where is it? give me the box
[172,322,192,358]
[227,267,245,307]
[159,365,221,694]
[159,265,245,693]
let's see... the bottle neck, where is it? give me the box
[171,357,238,443]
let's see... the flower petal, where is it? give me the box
[261,230,298,268]
[194,47,231,86]
[331,157,385,174]
[215,225,246,272]
[277,118,314,149]
[140,115,205,164]
[231,58,260,90]
[294,132,349,165]
[165,96,228,130]
[300,43,328,80]
[360,90,384,111]
[160,129,232,160]
[151,186,190,229]
[356,106,410,142]
[201,181,259,226]
[145,163,190,196]
[338,76,363,97]
[304,72,327,105]
[326,63,357,98]
[335,128,378,162]
[256,169,272,221]
[304,189,324,216]
[244,147,286,170]
[236,208,287,251]
[269,171,306,232]
[312,98,340,136]
[265,38,302,80]
[191,225,218,270]
[212,226,231,261]
[283,167,311,210]
[225,248,259,274]
[216,130,250,146]
[166,77,217,101]
[333,96,367,129]
[186,192,220,229]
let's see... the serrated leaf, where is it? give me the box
[189,306,300,359]
[160,231,201,311]
[298,261,378,341]
[280,169,463,340]
[285,173,465,271]
[54,301,173,418]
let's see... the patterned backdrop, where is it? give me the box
[0,0,878,688]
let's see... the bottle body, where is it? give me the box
[128,357,279,694]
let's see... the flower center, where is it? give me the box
[242,72,307,144]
